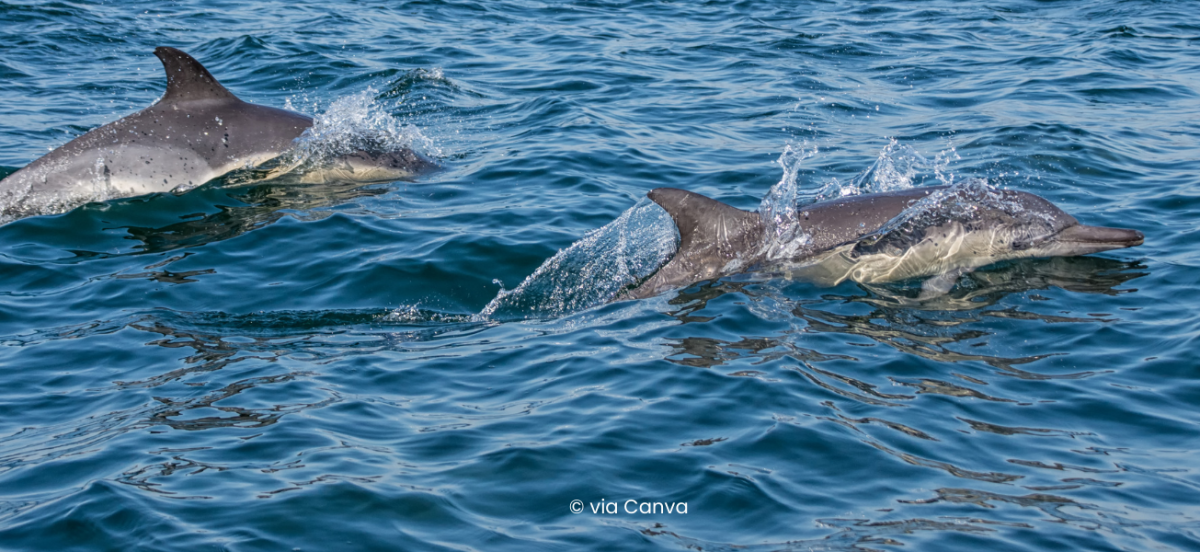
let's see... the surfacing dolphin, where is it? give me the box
[0,46,435,222]
[625,183,1143,299]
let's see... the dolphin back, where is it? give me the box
[0,47,314,220]
[629,187,940,299]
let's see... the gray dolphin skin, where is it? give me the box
[627,185,1144,299]
[0,46,434,222]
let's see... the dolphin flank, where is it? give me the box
[625,184,1143,299]
[0,46,434,222]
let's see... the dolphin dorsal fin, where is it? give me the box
[154,46,239,104]
[625,188,765,299]
[647,188,761,252]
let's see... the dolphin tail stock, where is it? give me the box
[624,188,765,300]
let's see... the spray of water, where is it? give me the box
[381,305,475,324]
[758,142,817,261]
[292,88,435,161]
[812,139,961,202]
[757,139,963,261]
[476,198,678,321]
[226,87,437,186]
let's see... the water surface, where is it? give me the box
[1,1,1198,550]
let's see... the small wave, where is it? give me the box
[378,67,456,100]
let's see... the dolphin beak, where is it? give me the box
[1056,224,1144,248]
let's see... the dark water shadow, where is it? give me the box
[116,180,394,256]
[43,308,487,392]
[660,256,1147,379]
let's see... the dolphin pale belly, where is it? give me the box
[0,47,435,222]
[626,184,1143,299]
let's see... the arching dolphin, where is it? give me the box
[0,46,434,222]
[626,185,1143,299]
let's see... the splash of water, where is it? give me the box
[227,88,437,185]
[477,198,678,321]
[846,139,954,195]
[757,139,962,261]
[293,87,435,160]
[815,139,961,202]
[758,142,818,261]
[382,305,475,324]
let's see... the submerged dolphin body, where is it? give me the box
[627,185,1143,299]
[0,47,434,221]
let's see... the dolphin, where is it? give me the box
[625,184,1143,299]
[0,46,434,222]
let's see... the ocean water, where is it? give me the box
[1,1,1198,550]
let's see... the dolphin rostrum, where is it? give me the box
[0,47,434,222]
[626,184,1143,299]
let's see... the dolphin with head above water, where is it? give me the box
[0,46,434,222]
[625,184,1143,299]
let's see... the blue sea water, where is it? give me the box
[1,1,1199,550]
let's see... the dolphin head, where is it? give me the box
[978,189,1144,258]
[1021,221,1144,257]
[851,186,1144,262]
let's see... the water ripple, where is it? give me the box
[1,1,1196,551]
